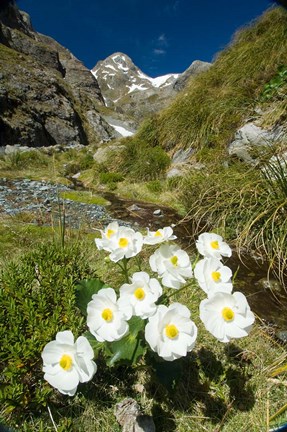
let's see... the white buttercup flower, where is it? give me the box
[106,226,143,262]
[194,257,233,296]
[95,221,119,251]
[199,291,255,343]
[149,244,193,289]
[87,288,132,342]
[145,303,197,361]
[143,226,177,245]
[196,233,232,259]
[118,271,162,319]
[42,330,97,396]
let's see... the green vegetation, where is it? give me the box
[116,137,170,181]
[99,171,124,184]
[59,190,109,206]
[260,65,287,102]
[0,232,286,431]
[0,241,94,425]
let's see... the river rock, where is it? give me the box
[276,330,287,344]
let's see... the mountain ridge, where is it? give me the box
[91,52,211,131]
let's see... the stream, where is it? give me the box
[1,178,286,340]
[102,191,287,341]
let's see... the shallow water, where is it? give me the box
[103,191,287,335]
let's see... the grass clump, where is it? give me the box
[1,150,49,170]
[99,171,124,184]
[180,150,287,286]
[117,137,170,181]
[0,241,94,426]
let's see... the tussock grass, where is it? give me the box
[180,152,287,286]
[137,7,287,152]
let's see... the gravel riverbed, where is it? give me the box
[0,178,114,229]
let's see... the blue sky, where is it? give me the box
[18,0,274,77]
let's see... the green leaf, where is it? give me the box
[106,316,146,366]
[82,331,103,356]
[75,278,105,316]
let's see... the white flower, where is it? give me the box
[41,330,97,396]
[145,303,197,361]
[118,271,162,319]
[194,257,233,296]
[95,221,119,251]
[149,244,193,289]
[103,226,143,262]
[196,233,232,259]
[143,226,177,245]
[87,288,132,342]
[199,291,255,343]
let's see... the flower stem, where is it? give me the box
[116,257,130,282]
[166,281,194,299]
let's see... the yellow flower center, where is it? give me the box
[211,271,221,282]
[106,229,115,239]
[102,308,113,322]
[210,240,219,249]
[119,237,129,248]
[165,324,179,339]
[222,307,235,322]
[170,255,178,266]
[134,287,145,300]
[154,230,163,237]
[59,354,73,371]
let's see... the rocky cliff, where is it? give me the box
[0,1,116,148]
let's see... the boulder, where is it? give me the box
[228,123,278,164]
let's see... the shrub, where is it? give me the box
[119,138,170,181]
[0,242,94,424]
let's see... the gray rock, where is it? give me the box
[127,204,142,212]
[93,143,125,164]
[173,60,212,91]
[276,330,287,344]
[166,167,183,178]
[228,123,279,164]
[114,398,155,432]
[172,148,194,164]
[153,209,162,216]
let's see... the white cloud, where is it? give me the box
[153,48,166,55]
[158,33,168,46]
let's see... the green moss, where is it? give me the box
[59,190,109,205]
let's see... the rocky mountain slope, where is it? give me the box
[92,53,211,127]
[0,1,211,147]
[0,1,117,149]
